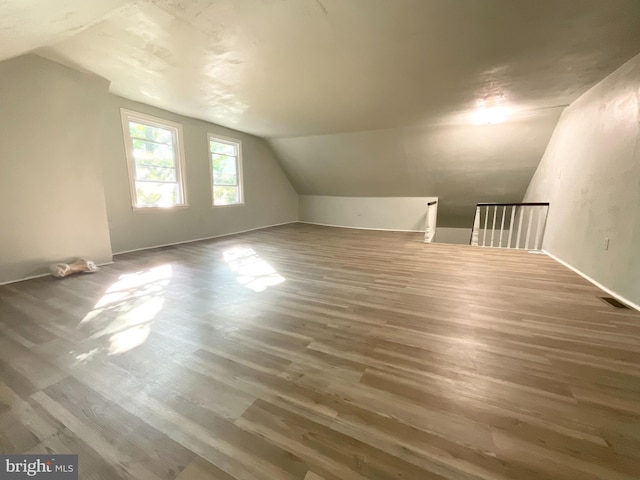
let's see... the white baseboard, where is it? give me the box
[0,261,114,286]
[0,272,51,285]
[113,221,298,255]
[543,250,640,312]
[1,223,298,285]
[298,221,424,233]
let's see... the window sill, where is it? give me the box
[132,205,190,212]
[212,203,245,208]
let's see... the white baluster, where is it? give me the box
[534,205,546,250]
[507,205,516,248]
[498,205,506,248]
[471,206,481,246]
[515,207,524,249]
[525,207,534,250]
[482,206,489,247]
[490,205,497,247]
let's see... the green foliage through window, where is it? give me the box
[123,111,185,208]
[210,137,242,205]
[130,122,173,144]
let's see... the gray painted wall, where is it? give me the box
[524,53,640,306]
[104,96,299,254]
[300,196,437,231]
[435,228,472,245]
[269,110,561,228]
[0,55,113,283]
[0,54,299,284]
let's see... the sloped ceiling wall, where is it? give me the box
[0,0,132,61]
[269,110,561,226]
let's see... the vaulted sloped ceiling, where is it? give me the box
[270,111,562,226]
[2,0,640,225]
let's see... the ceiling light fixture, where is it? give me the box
[474,105,510,125]
[473,93,510,125]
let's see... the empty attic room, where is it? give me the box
[2,1,640,479]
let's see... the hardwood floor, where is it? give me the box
[1,223,639,479]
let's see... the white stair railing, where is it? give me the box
[470,202,549,250]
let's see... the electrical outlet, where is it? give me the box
[604,238,610,250]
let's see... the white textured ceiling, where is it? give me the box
[0,0,133,62]
[12,0,639,138]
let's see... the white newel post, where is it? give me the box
[424,201,437,243]
[471,206,481,246]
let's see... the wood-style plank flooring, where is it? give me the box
[1,223,640,479]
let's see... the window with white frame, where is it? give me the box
[209,134,243,206]
[121,109,187,208]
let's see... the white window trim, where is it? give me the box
[208,132,245,207]
[120,108,189,210]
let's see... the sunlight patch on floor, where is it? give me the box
[75,265,172,360]
[223,247,285,292]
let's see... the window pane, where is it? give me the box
[209,136,241,206]
[213,185,239,205]
[212,154,237,175]
[130,121,173,144]
[132,139,175,167]
[210,141,237,156]
[135,164,176,182]
[135,182,179,207]
[213,173,237,186]
[124,111,186,208]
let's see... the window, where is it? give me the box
[120,109,187,208]
[209,134,243,206]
